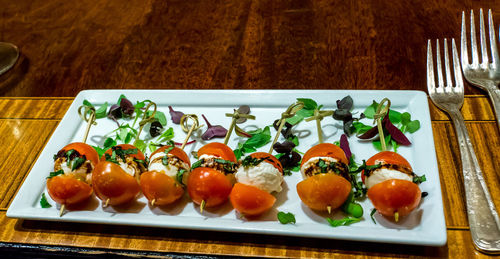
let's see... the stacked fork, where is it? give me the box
[427,9,500,254]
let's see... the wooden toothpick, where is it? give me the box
[304,108,333,144]
[224,109,255,145]
[269,102,304,154]
[180,114,201,150]
[373,98,391,152]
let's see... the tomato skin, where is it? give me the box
[249,152,283,174]
[362,151,412,183]
[140,171,184,205]
[367,179,421,217]
[301,143,348,167]
[60,142,99,167]
[101,144,145,161]
[230,183,276,216]
[296,173,351,211]
[151,145,191,166]
[197,142,236,163]
[187,167,233,207]
[46,175,93,205]
[92,161,140,206]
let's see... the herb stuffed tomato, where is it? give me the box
[229,152,284,216]
[140,144,191,206]
[47,142,99,206]
[296,143,351,212]
[187,142,238,208]
[363,151,421,220]
[92,144,147,206]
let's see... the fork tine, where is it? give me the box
[479,9,489,66]
[489,9,499,67]
[427,40,436,92]
[470,10,480,67]
[444,39,453,89]
[452,39,464,92]
[461,11,469,67]
[436,39,445,89]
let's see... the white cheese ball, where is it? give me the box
[235,161,283,193]
[148,151,190,179]
[300,156,338,179]
[365,168,413,189]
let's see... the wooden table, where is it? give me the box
[1,0,500,258]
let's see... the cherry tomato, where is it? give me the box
[100,143,146,161]
[187,167,233,207]
[92,161,141,206]
[229,183,276,216]
[367,179,421,217]
[46,175,93,205]
[140,171,184,205]
[197,142,236,163]
[362,151,412,183]
[151,145,190,166]
[249,152,283,174]
[301,143,348,167]
[59,142,99,167]
[296,173,351,211]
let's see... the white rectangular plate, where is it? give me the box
[7,90,446,246]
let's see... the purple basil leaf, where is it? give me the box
[273,141,296,154]
[339,134,351,161]
[236,105,250,124]
[174,140,196,146]
[201,114,227,140]
[357,125,378,139]
[120,98,134,116]
[384,115,411,146]
[235,125,252,138]
[278,151,301,168]
[343,120,353,136]
[336,96,353,110]
[168,106,184,124]
[149,121,163,137]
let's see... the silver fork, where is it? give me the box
[427,38,500,253]
[461,9,500,128]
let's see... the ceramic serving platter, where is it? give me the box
[7,90,447,246]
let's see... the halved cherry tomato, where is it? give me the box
[197,142,236,163]
[296,173,351,211]
[100,144,145,161]
[151,145,190,166]
[300,143,348,167]
[362,151,412,183]
[229,183,276,216]
[47,175,93,205]
[60,142,99,167]
[367,179,421,217]
[249,152,283,174]
[140,171,184,205]
[92,161,141,206]
[187,167,233,207]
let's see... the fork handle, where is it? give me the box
[450,109,500,253]
[485,85,500,130]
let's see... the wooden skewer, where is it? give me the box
[200,200,206,214]
[105,199,110,208]
[180,114,201,150]
[327,206,332,214]
[134,101,157,146]
[151,199,156,206]
[224,110,255,145]
[373,98,391,152]
[78,105,97,144]
[59,205,65,217]
[304,109,333,144]
[268,102,304,154]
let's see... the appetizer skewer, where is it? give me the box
[230,102,302,217]
[140,114,200,206]
[47,106,99,216]
[363,99,423,221]
[92,102,156,207]
[296,105,351,214]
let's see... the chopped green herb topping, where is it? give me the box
[413,174,427,184]
[241,156,267,167]
[177,169,187,186]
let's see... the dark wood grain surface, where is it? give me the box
[1,1,499,97]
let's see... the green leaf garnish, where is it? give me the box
[277,211,296,224]
[326,217,361,227]
[241,156,266,167]
[40,193,52,208]
[177,169,187,185]
[233,126,271,160]
[296,98,318,110]
[370,208,377,224]
[71,157,86,171]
